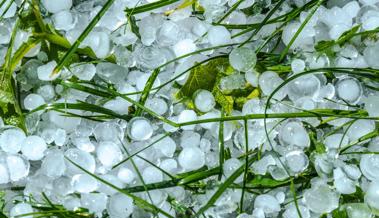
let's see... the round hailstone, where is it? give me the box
[127,117,154,141]
[223,158,243,182]
[364,96,379,117]
[0,127,26,154]
[178,110,197,130]
[279,121,310,148]
[93,122,123,142]
[283,204,310,218]
[284,150,309,173]
[333,167,356,194]
[65,148,96,175]
[258,71,287,100]
[10,203,33,218]
[229,47,257,72]
[117,167,135,184]
[173,39,197,57]
[96,141,122,168]
[347,119,375,142]
[85,31,110,59]
[365,181,379,211]
[37,61,59,81]
[52,10,75,31]
[146,98,168,116]
[40,150,66,178]
[193,89,216,113]
[103,97,131,115]
[207,26,231,46]
[336,77,362,104]
[107,193,134,218]
[6,154,30,182]
[21,136,47,161]
[178,147,205,171]
[291,59,305,74]
[80,193,108,214]
[245,71,259,87]
[98,174,125,195]
[136,73,161,91]
[324,134,349,150]
[303,185,339,214]
[345,203,372,218]
[142,166,163,184]
[180,131,201,148]
[287,75,320,101]
[254,194,281,214]
[0,163,9,184]
[71,63,96,81]
[23,93,45,111]
[363,42,379,68]
[42,0,72,13]
[152,134,176,157]
[360,154,379,181]
[160,158,178,173]
[72,174,99,193]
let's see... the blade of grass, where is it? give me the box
[239,118,249,213]
[218,109,225,181]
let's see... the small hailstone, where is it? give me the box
[275,192,285,204]
[178,147,205,171]
[364,96,379,117]
[142,166,163,184]
[283,204,310,218]
[324,134,349,150]
[37,84,55,101]
[65,148,96,175]
[72,174,99,193]
[303,185,339,214]
[127,117,154,141]
[229,47,257,72]
[223,158,243,182]
[365,181,379,211]
[178,110,197,130]
[291,59,305,74]
[81,193,108,214]
[96,141,122,168]
[363,42,379,68]
[0,127,26,154]
[99,174,125,195]
[41,150,66,178]
[180,131,201,148]
[193,89,216,113]
[6,154,30,181]
[21,135,47,161]
[146,98,168,116]
[63,196,81,211]
[329,23,350,40]
[37,61,59,81]
[152,134,176,157]
[42,0,72,13]
[173,39,197,57]
[0,163,9,184]
[136,73,161,91]
[52,10,75,31]
[160,158,178,173]
[117,167,135,184]
[94,122,123,142]
[96,62,128,84]
[287,75,320,101]
[207,26,231,46]
[279,121,310,148]
[284,150,309,173]
[10,203,34,218]
[345,203,372,218]
[343,1,360,18]
[23,93,45,111]
[72,137,95,152]
[258,71,287,100]
[360,154,379,181]
[107,193,134,218]
[84,31,110,58]
[71,63,96,81]
[245,70,259,87]
[254,194,281,214]
[333,167,355,194]
[251,155,276,175]
[347,119,375,142]
[336,77,362,103]
[103,97,131,115]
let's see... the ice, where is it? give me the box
[65,148,96,175]
[104,97,131,115]
[98,174,125,195]
[178,147,205,171]
[136,73,161,91]
[96,62,128,84]
[37,61,59,81]
[287,75,320,101]
[63,196,81,211]
[360,154,379,181]
[10,203,33,218]
[0,1,16,18]
[21,136,47,161]
[345,203,372,218]
[258,71,287,100]
[142,166,163,184]
[363,42,379,69]
[291,59,305,74]
[6,154,30,182]
[173,39,197,57]
[329,23,351,39]
[283,204,310,218]
[42,0,72,13]
[37,84,55,101]
[157,21,181,46]
[152,134,176,157]
[52,10,76,31]
[134,46,167,70]
[117,167,135,184]
[96,141,122,168]
[40,150,66,178]
[284,150,309,173]
[72,174,99,193]
[178,110,197,130]
[245,70,259,87]
[364,96,379,117]
[180,131,201,148]
[336,77,362,103]
[333,167,355,194]
[251,155,276,175]
[207,26,231,46]
[254,194,281,214]
[107,193,134,218]
[80,193,108,215]
[94,122,123,142]
[324,134,349,150]
[229,47,257,72]
[0,127,26,154]
[23,93,45,111]
[160,158,178,174]
[219,73,246,91]
[146,98,168,116]
[303,184,339,214]
[0,163,9,184]
[223,158,243,182]
[279,121,310,148]
[347,119,375,142]
[54,128,67,146]
[193,89,216,113]
[364,181,379,211]
[71,63,96,81]
[127,117,154,141]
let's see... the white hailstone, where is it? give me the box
[258,71,287,100]
[279,121,310,148]
[93,122,123,142]
[10,203,33,218]
[343,164,361,180]
[245,70,259,87]
[152,134,176,157]
[127,117,154,141]
[63,196,81,211]
[98,174,125,195]
[285,150,309,173]
[178,110,197,130]
[42,0,72,13]
[193,89,216,113]
[52,10,75,31]
[54,128,66,146]
[242,98,263,115]
[136,73,161,91]
[207,26,231,46]
[37,61,59,81]
[360,154,379,181]
[363,43,379,69]
[103,97,131,115]
[96,62,128,84]
[72,174,99,193]
[252,208,265,218]
[329,23,350,40]
[360,0,379,5]
[81,193,108,214]
[345,203,372,218]
[199,110,221,129]
[229,47,257,72]
[251,155,276,175]
[365,181,379,211]
[6,154,29,181]
[0,127,26,154]
[21,136,47,161]
[71,63,96,81]
[160,158,178,173]
[72,137,95,152]
[180,131,201,148]
[96,141,122,168]
[178,147,205,171]
[324,134,349,150]
[37,84,55,101]
[287,75,320,101]
[254,194,281,214]
[84,31,110,58]
[291,59,305,74]
[142,166,163,184]
[333,167,356,194]
[173,39,197,57]
[41,150,66,178]
[23,93,45,111]
[223,158,243,182]
[336,77,362,103]
[283,204,310,218]
[146,98,168,116]
[65,148,96,175]
[303,185,339,214]
[295,97,316,110]
[343,1,360,18]
[347,120,375,142]
[117,167,135,184]
[0,163,9,184]
[107,193,134,218]
[364,96,379,117]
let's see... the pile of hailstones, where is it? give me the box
[2,0,379,217]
